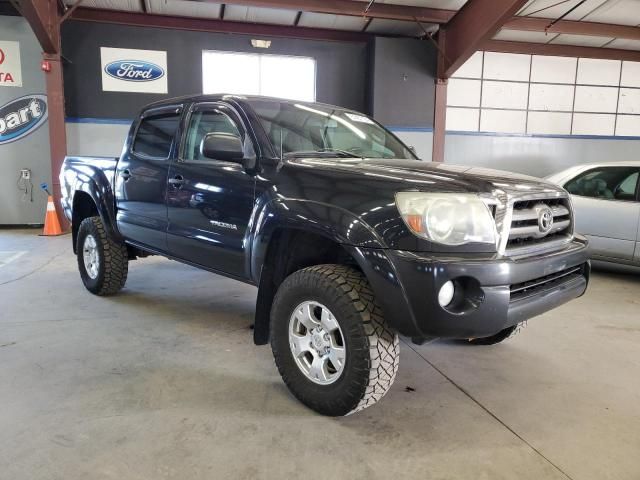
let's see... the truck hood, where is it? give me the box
[285,157,563,197]
[275,157,567,253]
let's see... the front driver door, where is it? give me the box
[565,166,640,261]
[115,105,182,252]
[166,102,256,279]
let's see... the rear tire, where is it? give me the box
[76,216,128,296]
[270,265,399,416]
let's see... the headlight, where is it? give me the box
[395,192,497,246]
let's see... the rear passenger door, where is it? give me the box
[564,166,640,261]
[115,105,182,252]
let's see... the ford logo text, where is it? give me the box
[0,95,48,145]
[104,60,165,82]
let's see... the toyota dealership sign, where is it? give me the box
[0,40,22,87]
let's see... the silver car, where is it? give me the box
[547,162,640,266]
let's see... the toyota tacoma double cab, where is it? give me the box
[61,95,590,416]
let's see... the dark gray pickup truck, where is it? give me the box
[61,95,590,416]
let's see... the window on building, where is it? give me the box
[202,51,316,102]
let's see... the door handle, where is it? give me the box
[120,169,132,180]
[169,175,185,188]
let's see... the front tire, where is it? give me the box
[76,216,128,296]
[270,265,399,416]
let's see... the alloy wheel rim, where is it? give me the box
[83,234,100,280]
[288,301,346,385]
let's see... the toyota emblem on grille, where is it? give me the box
[538,207,554,233]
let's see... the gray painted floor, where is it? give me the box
[1,229,639,480]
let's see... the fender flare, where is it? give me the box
[67,168,122,250]
[248,198,385,283]
[248,197,403,345]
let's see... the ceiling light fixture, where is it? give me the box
[251,39,271,49]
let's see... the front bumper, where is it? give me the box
[353,237,590,340]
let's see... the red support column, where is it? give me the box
[43,52,68,228]
[432,78,447,163]
[432,29,447,163]
[21,0,69,229]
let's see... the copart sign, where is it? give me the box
[0,95,48,145]
[0,40,22,87]
[100,47,168,94]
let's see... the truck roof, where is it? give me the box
[143,94,358,114]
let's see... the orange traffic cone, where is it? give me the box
[42,195,63,236]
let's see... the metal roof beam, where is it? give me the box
[439,0,529,78]
[503,16,640,41]
[20,0,60,53]
[199,0,455,24]
[483,39,640,62]
[71,7,372,42]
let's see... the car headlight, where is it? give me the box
[395,192,497,246]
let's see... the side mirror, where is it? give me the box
[200,132,244,162]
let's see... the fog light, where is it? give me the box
[438,280,455,307]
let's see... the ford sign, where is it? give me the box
[104,60,165,82]
[0,95,48,145]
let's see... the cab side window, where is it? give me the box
[564,167,640,201]
[132,113,181,159]
[184,109,242,161]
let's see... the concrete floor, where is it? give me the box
[1,229,639,480]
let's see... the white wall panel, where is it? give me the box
[576,58,621,86]
[620,61,640,87]
[528,84,574,111]
[618,88,640,114]
[615,115,640,137]
[447,78,481,107]
[444,133,640,178]
[392,130,433,161]
[530,55,576,84]
[453,51,483,79]
[66,122,131,157]
[483,52,530,81]
[574,86,618,113]
[455,50,640,138]
[527,111,572,135]
[480,109,526,134]
[481,81,528,109]
[446,107,479,131]
[572,113,615,135]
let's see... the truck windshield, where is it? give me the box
[247,100,417,160]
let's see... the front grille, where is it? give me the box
[510,265,583,302]
[506,197,572,253]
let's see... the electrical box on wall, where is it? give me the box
[17,168,34,203]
